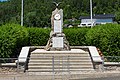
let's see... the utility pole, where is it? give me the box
[90,0,93,28]
[21,0,24,26]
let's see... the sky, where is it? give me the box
[0,0,8,2]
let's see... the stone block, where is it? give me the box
[54,20,62,33]
[52,37,63,48]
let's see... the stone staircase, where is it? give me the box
[27,49,94,72]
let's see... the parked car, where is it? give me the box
[78,22,96,27]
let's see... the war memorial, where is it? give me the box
[17,2,103,74]
[0,2,120,80]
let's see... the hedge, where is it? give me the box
[28,28,89,46]
[0,24,28,58]
[28,27,50,46]
[86,24,120,56]
[64,28,89,46]
[0,23,120,57]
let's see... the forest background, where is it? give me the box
[0,0,120,27]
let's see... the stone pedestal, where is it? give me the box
[45,32,70,51]
[53,37,63,48]
[45,8,70,51]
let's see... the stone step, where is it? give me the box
[29,64,93,68]
[27,69,94,72]
[30,57,91,60]
[30,53,89,57]
[31,52,89,54]
[30,62,92,65]
[29,60,92,63]
[27,49,94,72]
[28,63,93,66]
[31,49,89,54]
[28,66,93,69]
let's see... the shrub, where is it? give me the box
[0,24,28,58]
[28,27,50,46]
[64,28,89,46]
[0,23,120,57]
[28,27,89,46]
[86,24,120,56]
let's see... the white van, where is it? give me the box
[78,22,96,27]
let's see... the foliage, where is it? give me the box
[0,0,120,27]
[28,27,50,46]
[64,28,89,46]
[0,24,28,58]
[0,23,120,57]
[115,10,120,24]
[86,24,120,56]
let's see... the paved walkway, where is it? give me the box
[82,76,120,80]
[0,71,120,80]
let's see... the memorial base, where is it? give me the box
[45,32,70,51]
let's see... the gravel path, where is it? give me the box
[0,67,17,73]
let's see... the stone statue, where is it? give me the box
[45,2,70,51]
[51,2,62,31]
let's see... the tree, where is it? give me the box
[0,0,120,27]
[115,10,120,24]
